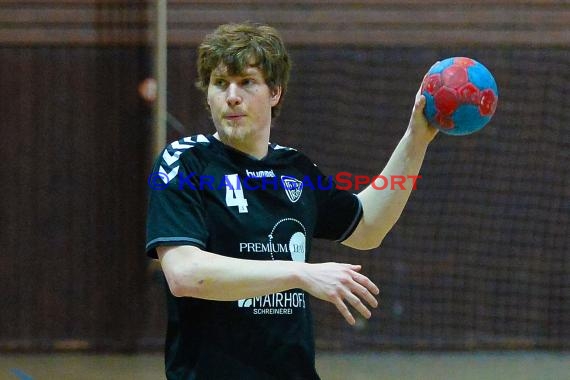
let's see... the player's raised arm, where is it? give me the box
[342,86,438,250]
[158,245,379,325]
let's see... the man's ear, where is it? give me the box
[270,86,282,106]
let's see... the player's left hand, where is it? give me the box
[407,83,438,144]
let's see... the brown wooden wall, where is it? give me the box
[0,0,568,47]
[1,1,569,352]
[0,46,157,351]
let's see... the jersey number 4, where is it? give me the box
[224,174,248,213]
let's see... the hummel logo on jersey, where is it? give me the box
[281,176,303,203]
[245,169,275,178]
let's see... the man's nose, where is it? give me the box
[226,83,242,107]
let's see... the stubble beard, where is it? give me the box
[219,119,251,143]
[216,119,264,154]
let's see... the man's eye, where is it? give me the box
[242,79,254,86]
[214,79,227,87]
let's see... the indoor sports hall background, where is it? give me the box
[1,1,568,379]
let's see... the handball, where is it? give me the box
[421,57,498,135]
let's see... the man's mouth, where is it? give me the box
[224,113,245,121]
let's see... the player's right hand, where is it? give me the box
[299,263,379,325]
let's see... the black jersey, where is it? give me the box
[146,134,362,380]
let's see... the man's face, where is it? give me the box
[207,64,281,148]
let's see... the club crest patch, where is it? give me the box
[280,176,303,203]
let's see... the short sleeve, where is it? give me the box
[145,146,209,259]
[307,161,363,242]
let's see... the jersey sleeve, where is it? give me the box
[145,145,209,259]
[306,159,363,242]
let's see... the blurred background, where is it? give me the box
[1,1,568,379]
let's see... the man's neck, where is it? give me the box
[213,132,269,160]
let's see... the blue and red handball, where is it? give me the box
[421,57,499,136]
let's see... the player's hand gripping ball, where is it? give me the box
[421,57,499,135]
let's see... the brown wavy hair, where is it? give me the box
[196,23,291,118]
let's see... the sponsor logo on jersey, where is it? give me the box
[238,219,306,261]
[238,233,305,261]
[239,242,288,253]
[236,219,308,316]
[281,176,303,203]
[237,291,306,315]
[245,169,276,178]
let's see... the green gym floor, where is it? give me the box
[1,351,568,380]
